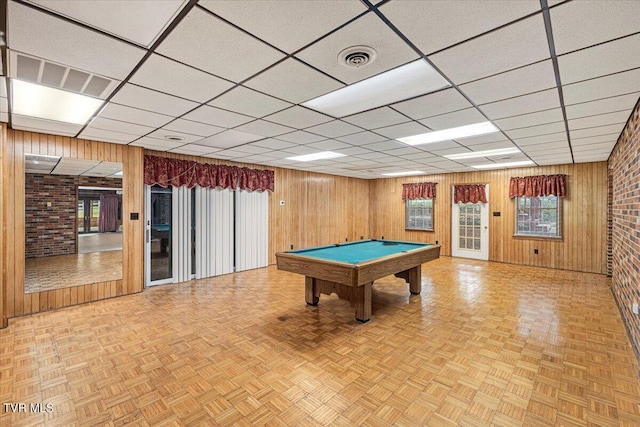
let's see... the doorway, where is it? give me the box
[451,185,489,260]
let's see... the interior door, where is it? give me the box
[451,185,489,260]
[145,185,174,287]
[77,198,100,233]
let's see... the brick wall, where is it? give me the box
[25,174,77,258]
[608,98,640,361]
[25,174,123,258]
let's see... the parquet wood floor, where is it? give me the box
[2,258,639,426]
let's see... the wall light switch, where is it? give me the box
[46,202,52,207]
[633,302,639,315]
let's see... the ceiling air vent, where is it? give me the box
[338,46,377,68]
[10,51,117,99]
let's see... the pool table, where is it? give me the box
[151,224,170,253]
[276,239,441,322]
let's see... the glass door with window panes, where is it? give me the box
[451,186,489,260]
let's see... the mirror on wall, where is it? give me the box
[24,154,123,294]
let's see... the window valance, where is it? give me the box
[402,182,437,200]
[144,155,275,192]
[454,184,487,204]
[508,174,566,198]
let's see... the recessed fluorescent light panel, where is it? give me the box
[12,79,104,125]
[302,59,450,117]
[471,160,534,170]
[382,171,425,176]
[286,151,346,162]
[397,122,499,146]
[444,147,521,160]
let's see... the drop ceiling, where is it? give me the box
[3,0,639,179]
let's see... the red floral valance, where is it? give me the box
[144,155,274,192]
[454,184,487,204]
[508,174,566,198]
[402,182,437,200]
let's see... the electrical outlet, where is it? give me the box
[534,249,539,254]
[633,302,639,315]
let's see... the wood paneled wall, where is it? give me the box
[1,127,144,323]
[369,162,608,274]
[145,151,370,264]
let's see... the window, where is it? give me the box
[405,198,433,231]
[515,195,561,238]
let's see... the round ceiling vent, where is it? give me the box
[338,46,377,68]
[164,135,184,141]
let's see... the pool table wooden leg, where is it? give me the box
[305,277,319,306]
[409,265,422,295]
[354,282,372,323]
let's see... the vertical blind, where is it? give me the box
[195,187,234,279]
[235,190,269,272]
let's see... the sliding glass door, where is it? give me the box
[146,185,173,286]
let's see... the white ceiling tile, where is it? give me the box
[374,121,430,139]
[460,60,557,105]
[495,108,564,131]
[130,136,184,151]
[208,86,292,118]
[429,14,550,84]
[130,54,234,103]
[513,132,567,146]
[89,117,155,136]
[334,146,375,156]
[239,154,278,163]
[336,131,388,145]
[570,123,625,140]
[183,105,254,128]
[571,133,620,147]
[572,142,616,153]
[163,118,225,137]
[99,103,173,128]
[8,2,145,80]
[457,140,515,151]
[550,0,640,55]
[264,106,333,128]
[233,120,295,138]
[573,154,610,163]
[0,113,8,123]
[244,58,343,104]
[0,78,7,98]
[231,144,276,155]
[520,141,569,152]
[249,138,297,150]
[200,0,366,54]
[78,127,138,144]
[355,151,392,160]
[391,88,473,120]
[562,68,640,105]
[306,139,352,151]
[110,84,199,117]
[504,121,567,139]
[197,129,263,148]
[296,13,418,84]
[557,34,640,85]
[480,89,561,119]
[448,132,508,146]
[12,114,82,136]
[565,93,639,120]
[207,149,251,160]
[168,144,217,154]
[26,0,187,47]
[156,7,284,82]
[275,131,327,144]
[419,108,487,131]
[305,120,362,138]
[381,146,427,157]
[146,129,203,144]
[380,0,540,55]
[568,110,630,131]
[361,140,408,151]
[342,107,409,129]
[281,145,323,155]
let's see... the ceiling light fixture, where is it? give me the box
[12,79,103,125]
[471,160,535,170]
[286,151,346,162]
[381,171,426,177]
[444,147,521,160]
[302,59,450,118]
[397,122,500,146]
